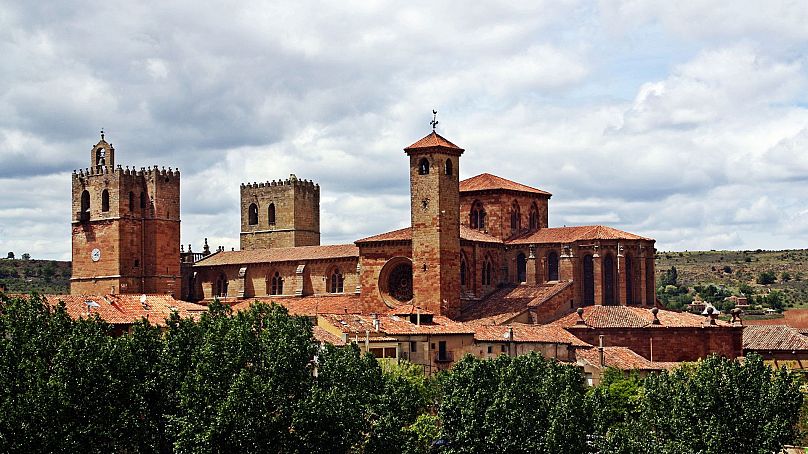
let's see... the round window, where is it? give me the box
[378,257,413,306]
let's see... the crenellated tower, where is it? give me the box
[405,130,464,318]
[239,174,320,250]
[71,132,180,295]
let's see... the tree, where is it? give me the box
[738,283,755,297]
[660,266,678,287]
[759,291,785,311]
[781,272,792,282]
[20,253,30,261]
[757,271,777,285]
[439,353,590,453]
[6,252,13,259]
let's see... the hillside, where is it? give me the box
[655,249,808,310]
[0,258,71,294]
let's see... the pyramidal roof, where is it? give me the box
[460,173,551,196]
[404,131,464,153]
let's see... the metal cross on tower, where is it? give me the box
[430,110,439,130]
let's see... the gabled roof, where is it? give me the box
[552,305,730,329]
[460,173,551,196]
[356,225,502,244]
[229,294,376,317]
[457,282,572,325]
[319,313,475,336]
[404,131,464,152]
[474,323,590,347]
[576,346,679,371]
[508,225,652,245]
[193,244,359,267]
[41,294,206,326]
[743,325,808,351]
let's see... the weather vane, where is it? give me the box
[100,128,105,140]
[430,110,439,131]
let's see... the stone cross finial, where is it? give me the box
[100,129,105,140]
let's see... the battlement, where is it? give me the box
[240,174,319,192]
[73,165,181,180]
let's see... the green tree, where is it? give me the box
[439,353,590,453]
[757,271,777,285]
[20,253,30,261]
[781,272,792,282]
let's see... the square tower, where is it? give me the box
[239,174,320,250]
[405,131,464,318]
[71,133,180,295]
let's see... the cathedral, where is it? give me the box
[70,127,743,375]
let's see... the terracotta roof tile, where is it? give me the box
[312,326,347,346]
[193,244,358,267]
[553,305,728,329]
[460,173,551,196]
[458,282,572,325]
[474,323,590,347]
[744,309,808,329]
[356,226,502,244]
[743,325,808,351]
[230,294,375,317]
[404,131,464,152]
[508,225,652,245]
[576,346,677,371]
[42,294,206,326]
[319,313,474,336]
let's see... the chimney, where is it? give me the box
[372,313,380,333]
[416,308,421,326]
[598,335,605,367]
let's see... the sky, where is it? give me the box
[1,0,807,260]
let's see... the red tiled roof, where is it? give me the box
[460,173,551,196]
[576,346,678,371]
[474,323,590,347]
[43,294,206,326]
[458,282,572,325]
[356,225,502,244]
[387,304,434,316]
[553,305,729,329]
[743,325,808,351]
[508,225,652,245]
[744,309,808,329]
[404,131,464,152]
[312,326,347,346]
[319,313,474,336]
[193,244,358,266]
[230,294,373,317]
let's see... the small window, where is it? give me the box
[128,192,134,213]
[482,257,493,286]
[215,274,228,298]
[487,345,492,354]
[384,347,397,358]
[248,203,258,225]
[445,158,452,176]
[547,251,559,281]
[329,268,344,293]
[410,341,417,352]
[529,203,539,230]
[501,345,506,353]
[418,158,430,175]
[268,203,276,225]
[270,271,283,295]
[101,189,110,212]
[140,192,146,209]
[80,190,90,221]
[134,259,139,268]
[370,347,384,358]
[510,201,521,232]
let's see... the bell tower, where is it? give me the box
[405,127,464,318]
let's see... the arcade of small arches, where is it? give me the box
[78,188,150,221]
[467,199,542,233]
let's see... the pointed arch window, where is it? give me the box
[445,158,453,176]
[418,158,430,175]
[529,203,539,230]
[482,256,493,286]
[80,190,90,222]
[510,201,521,232]
[470,201,486,230]
[268,203,276,225]
[101,189,110,212]
[329,268,344,293]
[547,251,559,281]
[248,203,258,225]
[270,271,283,295]
[460,253,469,287]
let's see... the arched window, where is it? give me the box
[445,158,453,176]
[482,256,493,286]
[101,189,110,212]
[215,273,228,298]
[140,192,147,209]
[418,158,430,175]
[604,254,616,305]
[516,252,527,283]
[625,255,634,305]
[270,271,283,295]
[510,201,521,232]
[96,148,106,166]
[547,251,559,281]
[329,268,344,293]
[460,253,468,287]
[583,255,594,305]
[248,203,258,225]
[268,203,276,225]
[470,201,486,230]
[80,190,90,222]
[128,192,135,213]
[529,203,539,230]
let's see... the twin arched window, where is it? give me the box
[101,189,110,212]
[482,257,493,286]
[215,274,228,298]
[510,201,521,232]
[529,203,539,230]
[248,203,258,225]
[329,268,344,293]
[270,271,283,295]
[418,158,430,175]
[470,201,486,230]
